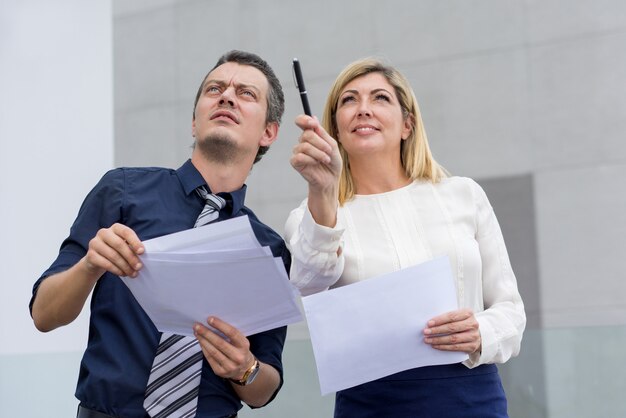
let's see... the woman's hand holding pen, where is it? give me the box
[423,308,482,355]
[292,115,342,188]
[291,115,342,227]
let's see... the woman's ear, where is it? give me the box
[401,114,415,140]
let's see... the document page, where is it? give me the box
[303,256,468,395]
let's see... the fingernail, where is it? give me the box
[424,328,431,335]
[135,263,142,270]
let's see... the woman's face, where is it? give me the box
[334,72,411,159]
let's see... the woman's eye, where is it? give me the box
[340,96,356,105]
[375,94,390,102]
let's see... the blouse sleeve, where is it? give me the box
[466,179,526,367]
[284,199,345,296]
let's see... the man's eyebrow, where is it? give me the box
[203,79,226,89]
[235,82,261,95]
[203,79,262,95]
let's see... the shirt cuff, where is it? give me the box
[464,313,497,368]
[301,205,344,253]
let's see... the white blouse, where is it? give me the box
[284,177,526,367]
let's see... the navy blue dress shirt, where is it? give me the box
[30,160,290,418]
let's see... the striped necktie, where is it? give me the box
[143,186,226,418]
[193,187,226,228]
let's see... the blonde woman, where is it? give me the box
[285,58,525,417]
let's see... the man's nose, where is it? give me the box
[219,87,236,107]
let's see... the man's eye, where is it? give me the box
[206,86,220,94]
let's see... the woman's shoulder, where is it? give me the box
[438,175,487,192]
[438,175,480,188]
[431,176,489,206]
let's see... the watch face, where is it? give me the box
[246,361,260,385]
[230,359,260,386]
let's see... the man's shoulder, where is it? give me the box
[90,166,180,198]
[116,166,175,175]
[99,166,176,181]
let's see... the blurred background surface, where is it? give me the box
[2,1,625,416]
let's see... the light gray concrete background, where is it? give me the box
[3,1,625,417]
[111,1,626,417]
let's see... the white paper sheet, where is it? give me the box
[142,215,261,253]
[120,216,302,337]
[302,256,468,395]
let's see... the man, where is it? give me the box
[30,50,290,418]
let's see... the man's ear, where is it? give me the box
[191,114,197,138]
[259,122,279,147]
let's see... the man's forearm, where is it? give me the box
[31,257,101,332]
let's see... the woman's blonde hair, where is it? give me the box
[322,58,447,205]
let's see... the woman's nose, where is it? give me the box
[357,101,371,117]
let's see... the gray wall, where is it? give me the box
[112,1,626,417]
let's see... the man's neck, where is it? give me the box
[190,153,252,194]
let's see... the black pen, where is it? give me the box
[292,58,312,116]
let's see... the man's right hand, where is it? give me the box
[85,223,144,279]
[32,223,144,332]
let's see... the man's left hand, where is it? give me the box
[194,316,255,381]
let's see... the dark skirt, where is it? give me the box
[334,363,508,418]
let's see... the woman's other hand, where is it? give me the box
[423,308,482,354]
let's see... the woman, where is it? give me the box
[285,58,525,417]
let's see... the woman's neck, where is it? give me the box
[349,156,411,195]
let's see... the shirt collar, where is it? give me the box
[176,159,247,215]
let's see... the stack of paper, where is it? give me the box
[120,215,302,337]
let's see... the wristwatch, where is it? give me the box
[229,358,260,386]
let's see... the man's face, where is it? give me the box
[192,62,277,163]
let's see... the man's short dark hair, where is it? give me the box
[193,51,285,163]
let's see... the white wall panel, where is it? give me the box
[0,0,113,356]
